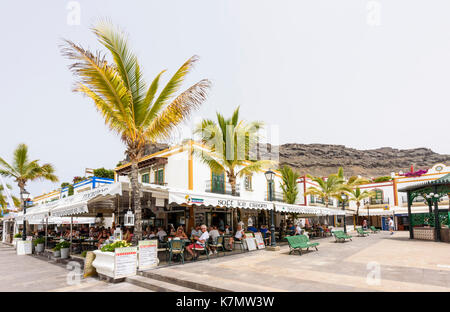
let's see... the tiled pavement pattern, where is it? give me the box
[144,231,450,292]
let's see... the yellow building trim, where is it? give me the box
[188,140,193,190]
[396,177,444,184]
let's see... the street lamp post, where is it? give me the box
[265,169,276,247]
[21,189,30,241]
[341,193,348,233]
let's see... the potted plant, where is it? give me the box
[13,233,22,247]
[58,241,71,259]
[33,237,45,253]
[52,245,61,258]
[92,240,132,278]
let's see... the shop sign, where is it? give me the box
[114,246,137,278]
[138,240,158,270]
[244,237,257,251]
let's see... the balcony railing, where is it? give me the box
[368,198,390,205]
[264,191,284,202]
[205,180,240,196]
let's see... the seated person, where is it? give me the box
[224,225,231,235]
[156,227,167,242]
[97,229,110,249]
[295,224,303,235]
[288,223,296,235]
[175,226,188,239]
[190,225,201,240]
[227,225,246,250]
[247,225,258,233]
[260,225,271,245]
[123,228,133,243]
[186,225,209,258]
[208,226,220,254]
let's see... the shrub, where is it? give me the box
[81,251,87,258]
[33,237,45,246]
[52,245,61,251]
[372,176,392,183]
[100,240,131,252]
[14,233,22,238]
[56,241,71,249]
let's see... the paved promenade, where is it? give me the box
[146,231,450,292]
[1,231,449,291]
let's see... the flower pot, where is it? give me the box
[60,247,70,259]
[35,243,44,253]
[92,250,115,278]
[53,250,61,258]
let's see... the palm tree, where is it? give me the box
[305,174,347,207]
[0,184,21,214]
[348,187,376,218]
[279,165,300,204]
[193,106,273,196]
[0,143,58,209]
[62,21,210,240]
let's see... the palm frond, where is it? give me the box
[143,79,211,142]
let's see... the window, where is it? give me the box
[141,173,149,184]
[244,175,253,191]
[154,168,164,185]
[211,171,225,194]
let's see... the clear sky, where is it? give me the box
[1,0,449,197]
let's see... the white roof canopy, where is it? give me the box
[274,203,347,216]
[51,183,122,217]
[168,189,274,210]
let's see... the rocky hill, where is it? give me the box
[277,144,450,177]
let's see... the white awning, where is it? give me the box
[24,204,51,221]
[28,217,96,225]
[359,208,393,216]
[15,211,24,223]
[51,183,122,217]
[274,203,346,216]
[168,189,274,211]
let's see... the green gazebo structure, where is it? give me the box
[398,173,450,242]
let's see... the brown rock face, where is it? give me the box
[275,144,450,177]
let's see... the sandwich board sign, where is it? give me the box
[254,232,266,249]
[245,237,257,251]
[114,246,137,278]
[138,240,159,270]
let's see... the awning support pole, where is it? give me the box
[45,217,48,250]
[407,191,413,239]
[70,217,73,255]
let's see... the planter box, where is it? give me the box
[35,243,44,253]
[93,247,137,280]
[441,228,450,243]
[60,248,70,259]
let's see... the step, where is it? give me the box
[138,270,231,292]
[126,275,200,292]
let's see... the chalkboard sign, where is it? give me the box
[254,232,265,249]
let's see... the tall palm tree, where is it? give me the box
[193,106,273,196]
[0,184,21,214]
[305,174,347,207]
[0,144,58,209]
[348,187,376,218]
[279,165,300,204]
[62,21,210,240]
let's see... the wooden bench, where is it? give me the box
[332,230,352,242]
[286,235,319,255]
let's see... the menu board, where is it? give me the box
[16,240,32,255]
[245,237,257,251]
[114,247,137,278]
[254,232,265,249]
[138,240,158,270]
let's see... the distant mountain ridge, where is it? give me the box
[277,143,450,177]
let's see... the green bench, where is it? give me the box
[286,235,319,255]
[370,226,380,233]
[356,227,369,237]
[332,230,352,242]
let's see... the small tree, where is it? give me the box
[279,166,300,204]
[93,168,115,179]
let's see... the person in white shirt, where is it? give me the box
[227,225,246,250]
[186,224,209,259]
[388,217,395,235]
[208,226,220,255]
[156,227,167,241]
[295,224,303,235]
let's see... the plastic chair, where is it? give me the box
[168,239,185,265]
